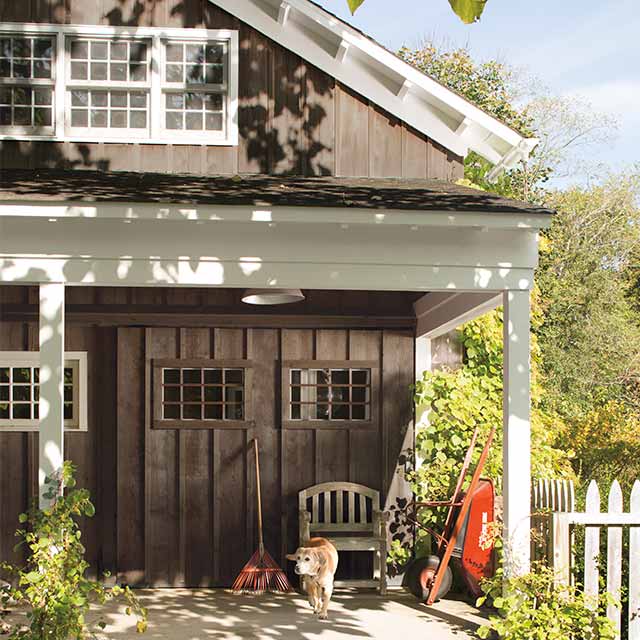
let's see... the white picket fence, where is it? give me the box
[533,478,640,638]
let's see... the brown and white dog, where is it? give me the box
[287,537,338,620]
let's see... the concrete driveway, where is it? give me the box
[92,589,484,639]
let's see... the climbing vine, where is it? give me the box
[405,292,572,554]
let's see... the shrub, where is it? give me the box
[0,462,147,639]
[476,563,617,640]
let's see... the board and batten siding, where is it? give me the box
[0,0,463,180]
[0,285,415,587]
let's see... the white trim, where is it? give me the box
[209,0,538,171]
[0,23,239,146]
[502,289,531,576]
[0,257,537,291]
[0,202,553,230]
[414,291,502,338]
[0,350,88,432]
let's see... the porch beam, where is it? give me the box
[0,258,536,292]
[39,282,65,508]
[414,291,502,338]
[502,289,531,576]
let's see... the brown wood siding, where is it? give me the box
[0,285,415,587]
[0,0,463,179]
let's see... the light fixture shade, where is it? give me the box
[241,288,305,305]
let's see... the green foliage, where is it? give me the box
[398,44,533,136]
[409,305,572,538]
[476,563,618,640]
[537,178,640,489]
[447,0,488,24]
[346,0,488,22]
[1,462,147,640]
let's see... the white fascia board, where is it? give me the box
[0,202,553,230]
[0,255,536,292]
[209,0,537,168]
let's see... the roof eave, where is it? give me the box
[210,0,538,175]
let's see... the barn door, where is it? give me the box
[116,327,252,588]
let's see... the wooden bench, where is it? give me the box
[298,482,388,594]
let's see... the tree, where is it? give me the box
[347,0,488,24]
[402,39,640,494]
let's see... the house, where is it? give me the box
[0,0,549,588]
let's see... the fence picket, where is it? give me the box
[629,481,640,640]
[584,480,601,608]
[607,480,623,635]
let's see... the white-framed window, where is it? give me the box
[0,351,88,432]
[0,23,238,145]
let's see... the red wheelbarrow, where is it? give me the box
[403,425,497,604]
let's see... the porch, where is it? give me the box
[0,170,551,582]
[4,588,486,639]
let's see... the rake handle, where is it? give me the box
[254,438,264,557]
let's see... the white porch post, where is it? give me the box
[502,289,531,576]
[39,283,65,508]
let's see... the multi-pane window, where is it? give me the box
[162,40,226,134]
[0,35,54,133]
[287,367,372,422]
[67,37,150,135]
[0,353,87,432]
[0,25,238,144]
[153,360,251,428]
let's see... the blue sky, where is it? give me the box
[322,0,639,175]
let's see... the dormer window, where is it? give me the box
[0,24,238,145]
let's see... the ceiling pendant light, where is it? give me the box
[241,288,305,305]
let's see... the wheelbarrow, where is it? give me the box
[402,425,497,604]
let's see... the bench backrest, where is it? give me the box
[299,482,380,533]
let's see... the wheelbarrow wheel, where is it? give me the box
[407,555,453,603]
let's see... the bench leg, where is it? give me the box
[378,542,387,596]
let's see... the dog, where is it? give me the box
[287,537,338,620]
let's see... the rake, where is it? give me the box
[231,438,293,594]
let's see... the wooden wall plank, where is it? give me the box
[304,64,335,176]
[179,327,214,587]
[247,329,280,565]
[145,327,180,586]
[369,107,403,178]
[0,321,29,578]
[63,325,100,576]
[382,330,414,506]
[348,330,382,489]
[281,329,315,565]
[213,327,247,586]
[314,330,349,484]
[117,328,146,585]
[335,84,369,177]
[402,126,428,179]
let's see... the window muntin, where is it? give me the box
[0,25,238,144]
[152,359,253,429]
[288,368,372,422]
[69,89,148,130]
[0,352,87,432]
[161,39,227,137]
[0,34,55,134]
[68,38,149,83]
[66,36,151,137]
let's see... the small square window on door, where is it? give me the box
[282,360,378,429]
[152,359,252,429]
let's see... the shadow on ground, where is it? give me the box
[93,588,482,639]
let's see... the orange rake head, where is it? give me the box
[231,547,294,594]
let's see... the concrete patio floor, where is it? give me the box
[91,588,485,639]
